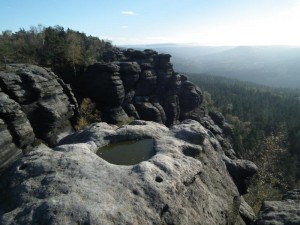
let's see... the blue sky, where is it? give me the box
[1,0,300,45]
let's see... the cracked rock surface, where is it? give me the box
[0,64,79,171]
[0,120,253,225]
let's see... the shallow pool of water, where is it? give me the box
[97,139,155,165]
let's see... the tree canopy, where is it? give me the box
[0,25,113,70]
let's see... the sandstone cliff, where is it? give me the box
[0,64,79,171]
[81,49,204,126]
[0,51,262,224]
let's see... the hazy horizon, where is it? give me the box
[121,43,300,48]
[1,0,300,46]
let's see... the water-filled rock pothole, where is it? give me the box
[97,139,155,165]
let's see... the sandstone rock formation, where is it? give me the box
[0,52,261,224]
[80,49,204,125]
[254,189,300,225]
[0,120,256,225]
[0,64,79,171]
[0,89,34,170]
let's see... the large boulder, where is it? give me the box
[0,120,255,225]
[254,189,300,225]
[0,64,79,171]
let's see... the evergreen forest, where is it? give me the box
[188,73,300,211]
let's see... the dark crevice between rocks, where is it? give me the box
[18,163,27,170]
[0,118,22,149]
[160,204,170,217]
[0,76,36,151]
[18,72,42,104]
[0,112,34,153]
[132,189,139,195]
[57,78,80,125]
[182,145,201,158]
[0,162,23,214]
[0,76,10,96]
[183,171,202,187]
[0,71,39,104]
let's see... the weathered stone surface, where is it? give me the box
[122,90,139,119]
[118,62,140,91]
[209,111,225,127]
[135,70,157,96]
[254,189,300,225]
[0,91,35,149]
[134,102,165,124]
[0,118,22,172]
[0,88,35,172]
[57,79,80,118]
[0,120,254,225]
[203,117,223,135]
[102,106,129,124]
[84,63,124,107]
[223,156,258,195]
[239,197,256,225]
[162,91,180,126]
[179,81,203,121]
[83,63,127,122]
[122,103,140,119]
[0,64,78,170]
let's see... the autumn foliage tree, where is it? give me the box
[65,30,83,77]
[75,98,101,131]
[243,130,297,212]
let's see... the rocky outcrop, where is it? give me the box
[0,52,259,224]
[0,120,256,225]
[0,64,79,171]
[223,157,258,195]
[178,81,204,121]
[80,49,203,125]
[83,63,128,123]
[254,189,300,225]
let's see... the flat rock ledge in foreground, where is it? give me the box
[0,120,254,225]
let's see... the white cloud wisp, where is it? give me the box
[121,11,137,16]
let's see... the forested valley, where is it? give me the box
[188,73,300,211]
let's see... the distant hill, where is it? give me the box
[124,44,300,88]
